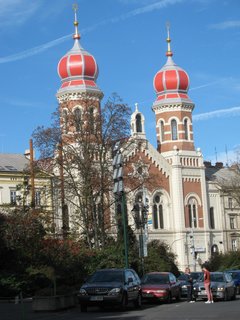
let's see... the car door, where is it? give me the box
[224,273,234,297]
[125,270,139,301]
[169,273,178,298]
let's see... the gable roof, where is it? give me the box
[0,154,29,172]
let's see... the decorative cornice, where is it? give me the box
[152,103,194,113]
[56,91,103,103]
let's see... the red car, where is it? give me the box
[141,272,181,303]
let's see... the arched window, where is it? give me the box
[209,207,215,229]
[184,119,188,140]
[152,194,164,229]
[211,244,219,256]
[62,109,68,133]
[160,121,164,142]
[187,198,198,228]
[171,119,178,140]
[74,108,81,132]
[136,114,142,133]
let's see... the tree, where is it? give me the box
[217,163,240,207]
[32,93,131,248]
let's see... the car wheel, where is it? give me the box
[167,293,172,304]
[133,292,142,308]
[175,290,181,301]
[120,292,128,311]
[80,304,87,312]
[231,288,236,300]
[224,289,229,301]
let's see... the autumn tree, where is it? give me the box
[32,93,131,248]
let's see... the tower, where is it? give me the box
[152,25,195,156]
[56,5,103,143]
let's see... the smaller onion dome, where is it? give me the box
[153,25,191,104]
[57,6,102,96]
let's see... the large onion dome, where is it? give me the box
[57,7,102,96]
[153,26,192,104]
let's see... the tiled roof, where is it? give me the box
[0,154,29,172]
[205,166,238,182]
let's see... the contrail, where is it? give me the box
[210,20,240,30]
[189,79,227,91]
[0,34,71,64]
[193,106,240,122]
[0,0,185,64]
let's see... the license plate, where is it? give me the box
[143,292,154,297]
[201,290,206,295]
[90,296,103,301]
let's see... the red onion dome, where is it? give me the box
[57,6,102,96]
[153,57,190,101]
[57,40,100,92]
[153,27,191,104]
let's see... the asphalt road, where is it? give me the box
[1,297,240,320]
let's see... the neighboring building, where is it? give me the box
[0,151,54,229]
[206,162,240,254]
[48,8,240,269]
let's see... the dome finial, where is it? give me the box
[135,102,139,112]
[166,21,173,57]
[72,3,80,40]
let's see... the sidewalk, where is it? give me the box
[0,301,80,320]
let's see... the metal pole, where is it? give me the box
[29,139,35,208]
[121,192,129,268]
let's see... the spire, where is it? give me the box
[72,3,80,40]
[166,22,173,57]
[135,102,139,112]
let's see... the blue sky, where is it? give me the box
[0,0,240,165]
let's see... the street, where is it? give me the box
[1,297,240,320]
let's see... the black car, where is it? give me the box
[78,268,142,312]
[177,272,203,297]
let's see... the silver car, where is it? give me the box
[193,272,236,301]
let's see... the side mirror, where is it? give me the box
[128,277,134,284]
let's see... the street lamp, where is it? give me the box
[131,195,149,275]
[112,142,129,268]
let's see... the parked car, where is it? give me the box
[225,270,240,294]
[177,272,203,297]
[141,272,181,303]
[78,268,142,312]
[193,271,236,301]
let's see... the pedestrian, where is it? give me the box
[184,267,195,303]
[201,263,214,303]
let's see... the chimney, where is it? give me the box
[24,149,30,159]
[204,161,212,168]
[215,162,223,168]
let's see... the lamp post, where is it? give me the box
[131,193,149,275]
[112,142,129,268]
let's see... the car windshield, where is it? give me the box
[142,274,169,284]
[228,272,240,280]
[178,274,187,281]
[88,270,124,283]
[211,274,224,282]
[191,272,203,280]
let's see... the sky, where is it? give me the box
[0,0,240,165]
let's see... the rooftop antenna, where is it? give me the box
[215,147,218,163]
[225,145,229,167]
